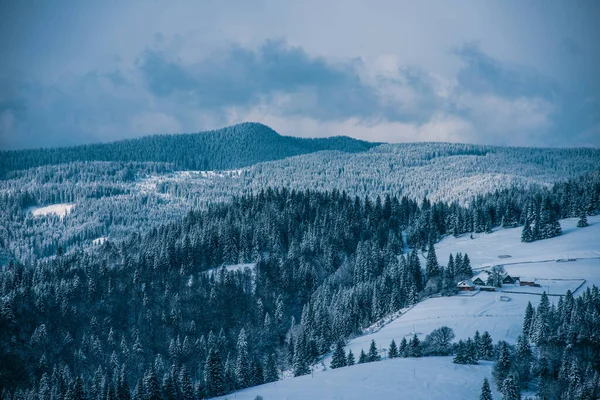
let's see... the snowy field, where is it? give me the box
[419,215,600,268]
[28,203,75,217]
[324,290,536,369]
[214,357,499,400]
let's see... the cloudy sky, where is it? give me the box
[1,0,599,149]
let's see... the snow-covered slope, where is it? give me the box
[421,216,600,268]
[335,216,600,365]
[215,357,500,400]
[220,215,599,400]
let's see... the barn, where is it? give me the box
[457,280,476,291]
[472,277,486,286]
[520,277,537,287]
[502,275,518,285]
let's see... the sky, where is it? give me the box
[0,0,599,149]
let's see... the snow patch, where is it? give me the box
[28,203,75,218]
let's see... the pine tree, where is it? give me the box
[368,340,381,362]
[388,339,398,358]
[522,302,534,337]
[293,336,310,377]
[521,219,533,243]
[399,337,408,357]
[330,340,347,369]
[236,328,251,388]
[263,353,279,383]
[501,375,521,400]
[493,342,511,391]
[514,335,532,385]
[426,242,440,279]
[577,211,588,228]
[480,378,493,400]
[179,367,195,400]
[479,331,495,361]
[346,349,355,366]
[358,349,368,364]
[408,334,421,357]
[204,347,225,397]
[473,331,482,359]
[143,367,162,400]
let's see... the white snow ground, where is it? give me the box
[215,357,499,400]
[28,203,75,217]
[420,216,600,269]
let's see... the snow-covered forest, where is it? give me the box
[1,124,600,399]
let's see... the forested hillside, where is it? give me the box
[1,170,599,399]
[0,122,378,176]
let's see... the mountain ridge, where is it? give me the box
[0,122,380,176]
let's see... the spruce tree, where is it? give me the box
[577,211,588,228]
[263,353,279,383]
[358,349,368,364]
[330,340,347,369]
[480,378,493,400]
[426,242,440,279]
[388,339,398,358]
[521,219,533,243]
[479,331,495,361]
[399,337,408,357]
[143,367,162,400]
[346,349,355,366]
[204,347,225,397]
[408,334,422,357]
[501,375,521,400]
[236,328,251,388]
[522,302,534,337]
[368,340,381,362]
[293,335,310,377]
[493,342,511,391]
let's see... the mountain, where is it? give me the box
[0,122,379,176]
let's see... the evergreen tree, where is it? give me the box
[358,349,368,364]
[143,367,162,400]
[522,302,534,337]
[426,242,440,279]
[368,340,381,362]
[204,347,225,397]
[478,331,495,361]
[263,354,279,383]
[179,367,195,400]
[501,375,521,400]
[577,211,588,227]
[330,340,348,369]
[292,337,310,377]
[388,339,398,359]
[346,350,355,366]
[480,377,493,400]
[399,337,408,357]
[521,219,533,243]
[493,343,511,391]
[408,334,422,357]
[236,328,251,388]
[513,335,532,385]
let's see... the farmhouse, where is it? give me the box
[520,277,538,287]
[457,280,476,291]
[502,275,518,285]
[472,277,486,286]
